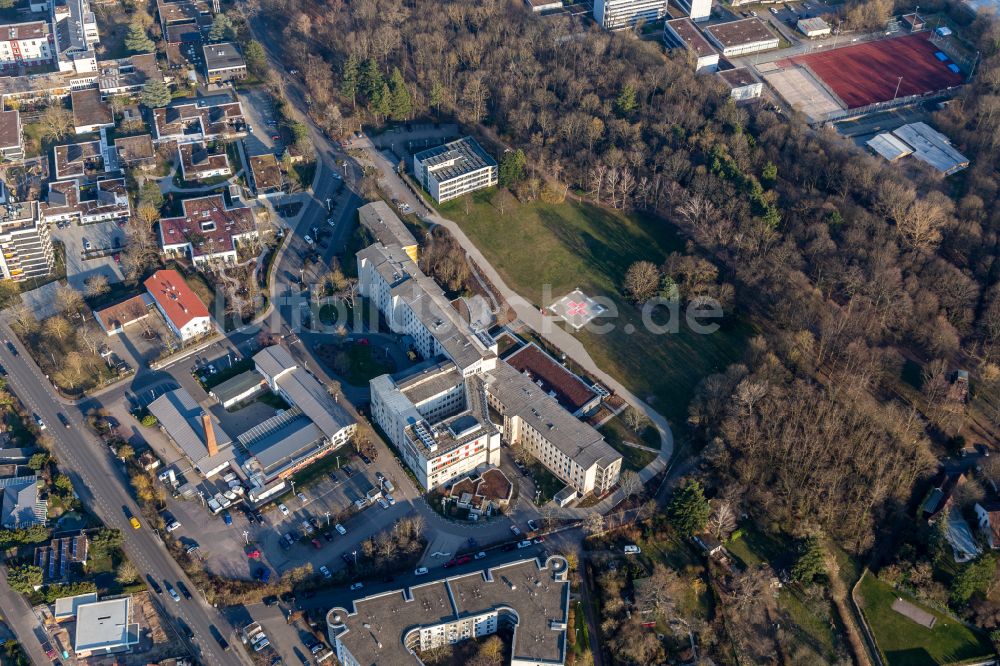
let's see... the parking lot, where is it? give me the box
[51,220,125,290]
[238,88,284,157]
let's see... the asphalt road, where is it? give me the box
[0,323,247,666]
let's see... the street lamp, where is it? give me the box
[242,530,250,545]
[324,511,331,526]
[352,550,357,566]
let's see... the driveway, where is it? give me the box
[237,88,282,156]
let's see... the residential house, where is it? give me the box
[0,474,46,528]
[143,269,213,342]
[0,110,23,160]
[157,194,258,266]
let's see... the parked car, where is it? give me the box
[166,583,180,602]
[297,492,309,504]
[311,538,322,549]
[474,551,487,560]
[304,234,314,245]
[510,525,521,536]
[623,544,641,555]
[328,471,339,483]
[456,555,472,565]
[166,520,181,532]
[34,414,46,430]
[385,494,396,505]
[323,531,334,542]
[258,567,271,583]
[223,512,233,525]
[516,540,533,549]
[335,523,347,535]
[359,453,372,465]
[58,413,70,428]
[320,565,332,578]
[146,575,162,594]
[5,341,17,356]
[350,582,364,590]
[177,581,192,599]
[414,567,428,576]
[278,503,290,516]
[377,498,389,509]
[532,537,545,544]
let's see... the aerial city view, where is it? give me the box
[0,0,996,663]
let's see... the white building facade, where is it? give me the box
[412,137,498,203]
[594,0,669,30]
[0,22,53,67]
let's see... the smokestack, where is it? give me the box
[201,412,218,457]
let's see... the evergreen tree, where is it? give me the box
[499,149,526,187]
[360,58,383,102]
[372,81,392,119]
[428,78,445,115]
[139,80,171,108]
[791,535,827,585]
[244,40,267,78]
[667,480,711,537]
[340,54,360,109]
[124,21,154,54]
[388,68,412,121]
[208,13,234,42]
[614,82,637,116]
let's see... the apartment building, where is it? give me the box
[358,200,418,263]
[370,361,500,490]
[203,42,246,83]
[357,242,497,376]
[664,18,719,72]
[594,0,668,30]
[39,178,130,226]
[329,556,570,666]
[143,269,213,341]
[158,194,258,266]
[0,21,53,68]
[412,136,497,203]
[52,0,100,74]
[0,184,54,281]
[483,361,621,499]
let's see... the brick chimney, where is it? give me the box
[201,412,218,457]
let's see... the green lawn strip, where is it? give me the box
[857,572,994,666]
[440,193,751,425]
[598,417,657,471]
[572,600,591,658]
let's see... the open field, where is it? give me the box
[440,192,751,426]
[857,571,994,666]
[790,34,965,108]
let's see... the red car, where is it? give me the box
[456,555,472,565]
[311,538,322,549]
[444,558,456,568]
[247,548,261,559]
[357,338,369,345]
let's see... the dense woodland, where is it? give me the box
[241,0,1000,650]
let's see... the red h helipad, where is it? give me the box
[548,289,607,331]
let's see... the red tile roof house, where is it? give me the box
[158,194,258,267]
[144,269,213,342]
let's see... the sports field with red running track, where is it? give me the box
[790,33,964,109]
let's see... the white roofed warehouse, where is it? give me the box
[412,137,497,203]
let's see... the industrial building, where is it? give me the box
[412,137,497,203]
[704,18,779,57]
[328,556,570,666]
[797,16,831,37]
[148,388,236,478]
[593,0,669,29]
[866,122,969,175]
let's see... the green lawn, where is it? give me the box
[315,341,396,386]
[599,417,658,471]
[857,572,994,666]
[525,458,565,504]
[440,191,751,425]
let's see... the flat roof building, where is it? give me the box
[525,0,563,10]
[247,153,284,198]
[328,556,570,666]
[203,42,246,83]
[797,16,831,37]
[370,360,500,490]
[71,88,114,134]
[358,200,419,263]
[717,66,762,101]
[152,100,247,145]
[114,134,155,168]
[412,137,497,203]
[52,139,107,182]
[594,0,669,30]
[0,185,54,282]
[73,596,139,658]
[664,18,719,72]
[0,110,23,160]
[178,141,232,181]
[704,18,779,57]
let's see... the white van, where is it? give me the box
[623,545,641,555]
